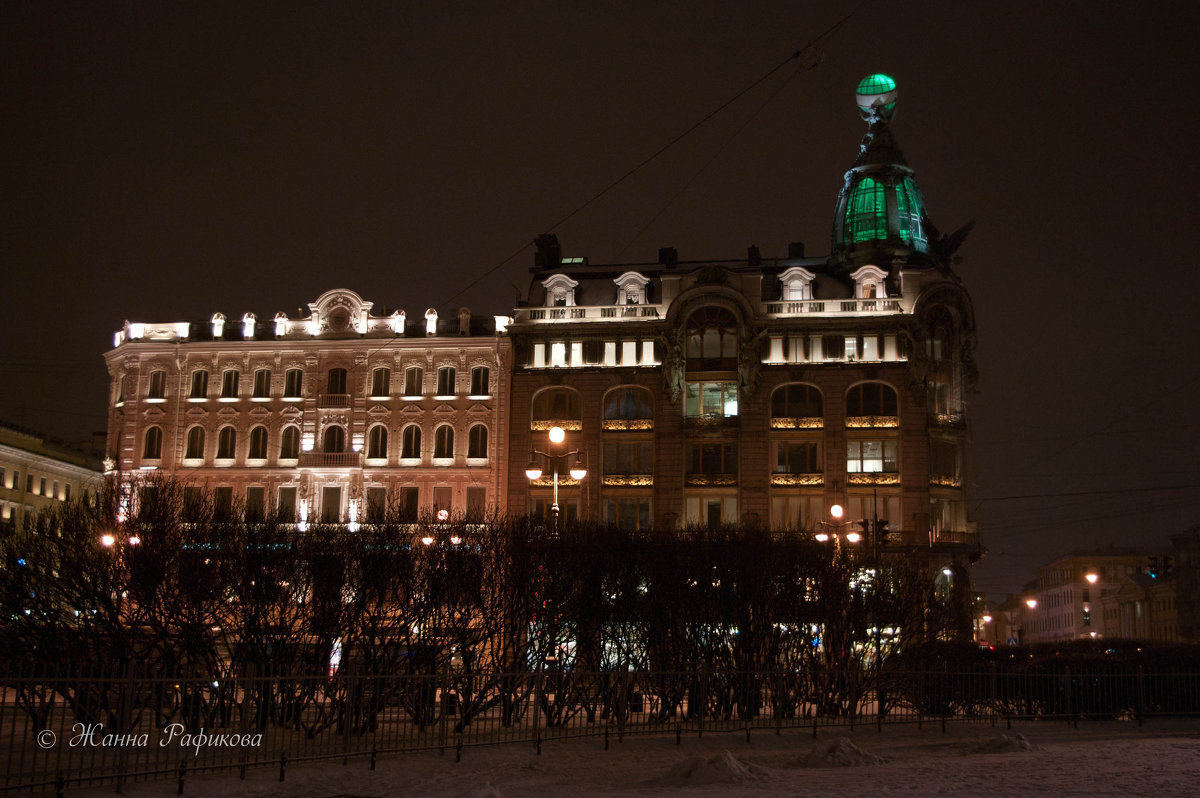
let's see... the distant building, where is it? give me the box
[0,422,103,529]
[1017,548,1161,643]
[1100,573,1179,642]
[1171,526,1200,642]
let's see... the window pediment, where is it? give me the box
[542,274,580,307]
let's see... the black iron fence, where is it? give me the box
[3,663,1198,794]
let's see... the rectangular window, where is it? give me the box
[11,471,18,489]
[64,483,71,501]
[245,486,265,521]
[277,486,297,523]
[847,440,898,473]
[398,487,419,522]
[37,477,46,496]
[684,495,737,527]
[824,336,845,360]
[213,486,233,522]
[366,486,387,523]
[371,367,391,397]
[466,486,487,518]
[253,369,271,398]
[603,498,652,530]
[776,441,820,474]
[470,366,490,396]
[771,494,823,531]
[321,486,341,523]
[436,367,456,396]
[190,370,209,399]
[52,481,59,500]
[685,382,738,418]
[183,486,204,521]
[603,441,653,474]
[686,442,737,475]
[433,486,452,516]
[284,368,303,398]
[221,369,239,399]
[148,370,167,399]
[931,440,958,480]
[26,474,33,492]
[404,366,424,397]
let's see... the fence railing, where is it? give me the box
[2,664,1197,794]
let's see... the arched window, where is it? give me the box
[147,370,167,399]
[142,426,162,459]
[531,387,582,426]
[401,425,422,458]
[185,426,205,459]
[603,386,654,420]
[771,384,823,419]
[280,426,300,459]
[217,426,237,459]
[323,425,345,453]
[248,426,268,459]
[467,424,488,458]
[846,382,898,417]
[326,367,347,395]
[844,176,887,245]
[434,426,454,459]
[368,425,388,458]
[685,306,738,370]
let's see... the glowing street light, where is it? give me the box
[1025,598,1038,609]
[525,425,587,536]
[1085,573,1098,584]
[100,534,116,547]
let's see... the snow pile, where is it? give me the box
[967,733,1037,754]
[652,749,775,786]
[797,736,885,767]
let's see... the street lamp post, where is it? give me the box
[525,426,587,536]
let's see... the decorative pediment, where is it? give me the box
[248,405,272,418]
[466,402,491,414]
[140,406,165,420]
[850,264,889,299]
[279,405,302,420]
[779,266,816,300]
[366,403,391,417]
[185,406,207,419]
[398,404,424,416]
[216,406,240,419]
[432,404,456,415]
[308,289,374,334]
[541,274,579,307]
[613,271,650,305]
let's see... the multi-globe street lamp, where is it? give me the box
[524,425,587,536]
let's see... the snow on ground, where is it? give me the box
[71,719,1200,797]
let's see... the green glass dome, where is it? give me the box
[855,73,898,121]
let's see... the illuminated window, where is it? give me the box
[368,425,388,459]
[147,370,167,399]
[142,426,163,459]
[896,177,927,248]
[401,425,422,458]
[404,366,424,397]
[470,366,490,396]
[847,440,898,473]
[846,382,898,417]
[845,176,887,245]
[253,369,271,398]
[685,382,738,418]
[326,368,347,395]
[283,368,303,398]
[220,369,240,399]
[771,384,822,419]
[371,367,391,397]
[323,425,345,453]
[248,426,268,459]
[436,366,456,397]
[185,427,205,459]
[434,426,454,459]
[280,426,300,459]
[467,424,488,458]
[189,370,209,399]
[217,426,237,459]
[685,495,737,528]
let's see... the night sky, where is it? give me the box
[3,1,1197,597]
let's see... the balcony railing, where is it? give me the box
[515,303,664,324]
[318,393,351,408]
[763,298,903,316]
[299,452,362,468]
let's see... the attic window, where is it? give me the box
[613,271,650,306]
[542,274,579,308]
[779,267,816,301]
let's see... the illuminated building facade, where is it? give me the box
[104,289,511,525]
[506,75,981,573]
[103,76,982,579]
[0,422,103,529]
